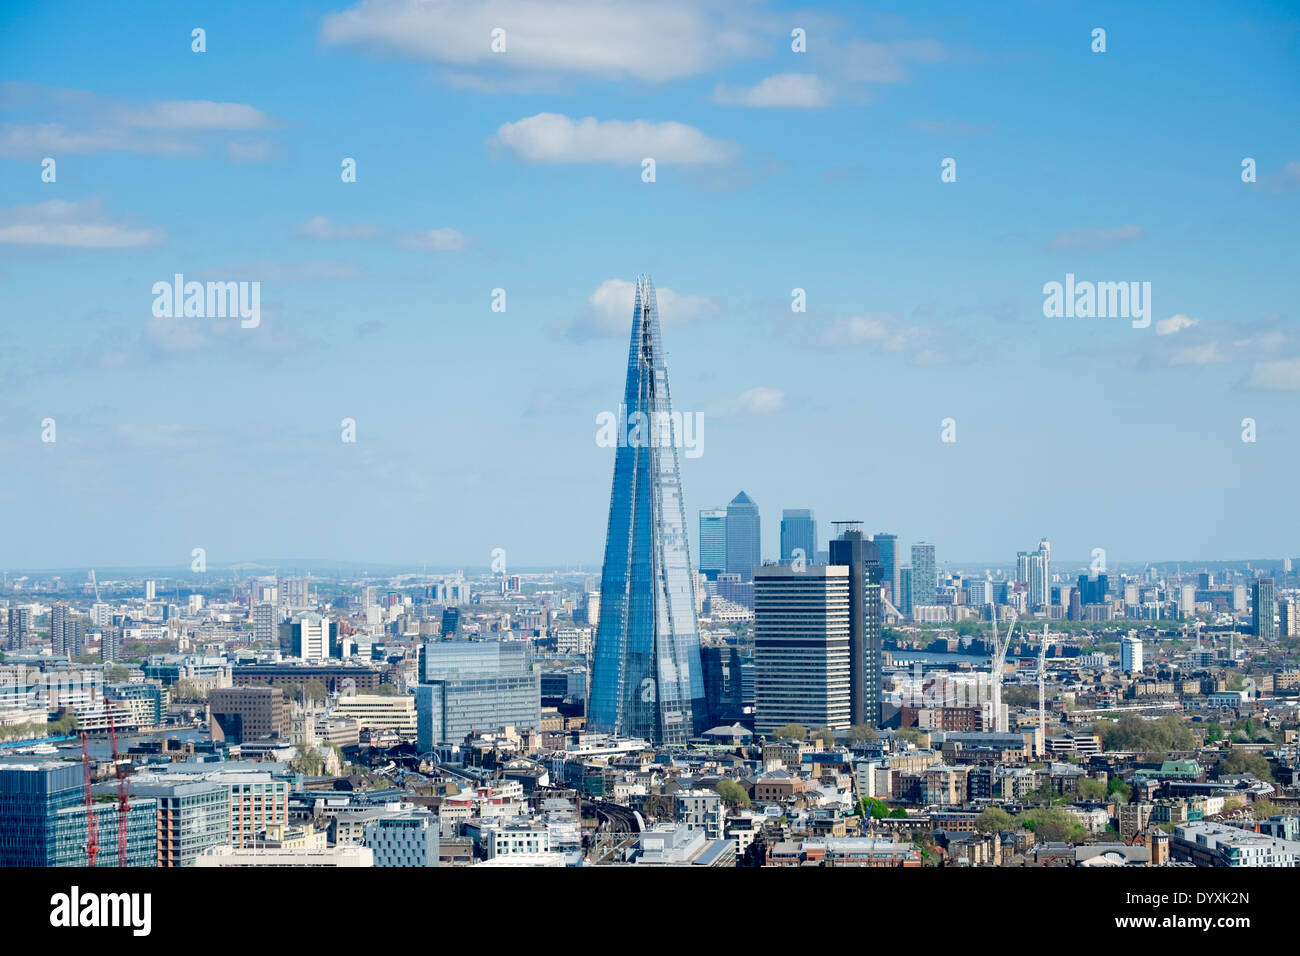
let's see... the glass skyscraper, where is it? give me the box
[873,532,899,604]
[725,491,761,581]
[698,508,727,580]
[590,275,706,745]
[780,509,816,565]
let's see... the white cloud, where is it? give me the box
[1246,357,1300,389]
[1167,342,1225,366]
[493,113,735,165]
[1045,224,1145,251]
[0,83,279,160]
[558,278,717,340]
[706,386,785,416]
[814,312,960,365]
[714,73,831,109]
[818,315,891,347]
[320,0,768,83]
[1155,314,1198,336]
[296,216,383,240]
[397,227,468,251]
[0,199,163,248]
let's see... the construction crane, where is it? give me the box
[1037,623,1050,748]
[105,696,129,865]
[80,731,98,867]
[987,612,1017,733]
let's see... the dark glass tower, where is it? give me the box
[829,523,883,727]
[780,509,816,565]
[590,275,706,745]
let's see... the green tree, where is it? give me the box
[1251,800,1280,820]
[104,664,131,683]
[895,727,927,746]
[714,779,751,807]
[1204,722,1223,744]
[1076,777,1107,801]
[847,724,879,745]
[856,798,890,819]
[1020,807,1086,843]
[888,808,908,819]
[813,725,835,748]
[975,807,1015,834]
[773,723,808,741]
[1107,777,1131,802]
[289,742,325,776]
[1216,749,1273,782]
[303,679,328,704]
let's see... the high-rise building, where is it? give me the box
[291,612,331,661]
[700,645,746,728]
[416,640,541,750]
[128,779,231,867]
[252,602,276,645]
[725,492,761,582]
[780,509,817,566]
[1120,634,1144,674]
[50,603,83,657]
[1282,597,1300,639]
[588,275,706,746]
[209,686,288,743]
[440,607,460,637]
[6,606,31,649]
[0,763,157,867]
[898,567,914,615]
[911,543,937,609]
[829,524,883,727]
[753,564,851,734]
[873,533,900,604]
[698,509,727,581]
[1078,573,1109,607]
[1252,578,1277,641]
[1030,539,1050,608]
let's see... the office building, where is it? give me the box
[873,533,900,604]
[6,606,31,649]
[1253,578,1277,641]
[698,509,727,581]
[753,564,851,734]
[364,810,439,867]
[911,543,937,609]
[898,567,913,615]
[416,640,541,750]
[0,762,157,867]
[441,606,460,637]
[209,686,288,743]
[725,492,761,581]
[589,276,706,745]
[1077,573,1109,607]
[252,602,276,644]
[128,779,230,867]
[780,509,817,566]
[700,645,746,728]
[290,612,332,661]
[332,694,418,739]
[829,524,883,727]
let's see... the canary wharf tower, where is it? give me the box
[589,275,706,745]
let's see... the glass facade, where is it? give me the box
[780,509,816,566]
[725,492,760,581]
[1,762,156,867]
[590,275,706,745]
[698,509,727,580]
[416,640,541,750]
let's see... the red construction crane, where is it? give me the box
[80,731,98,867]
[105,696,128,865]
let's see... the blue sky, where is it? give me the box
[1,0,1298,572]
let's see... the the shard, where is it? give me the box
[589,275,706,745]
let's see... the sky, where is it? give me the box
[0,0,1298,573]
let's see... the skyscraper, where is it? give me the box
[899,567,913,615]
[1252,578,1277,641]
[590,275,706,745]
[780,509,817,566]
[725,492,761,581]
[911,542,937,609]
[753,565,851,734]
[698,509,727,580]
[829,523,883,727]
[873,532,900,604]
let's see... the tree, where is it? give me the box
[289,742,325,776]
[888,808,908,819]
[1251,800,1280,820]
[1216,749,1273,782]
[813,725,835,748]
[975,807,1015,834]
[714,779,751,807]
[1204,722,1224,744]
[1020,807,1086,843]
[104,664,131,683]
[847,724,879,745]
[895,727,927,746]
[303,679,328,704]
[1107,777,1131,802]
[856,798,889,819]
[1076,777,1107,801]
[773,723,808,741]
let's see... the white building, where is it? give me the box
[363,810,439,867]
[1119,634,1143,674]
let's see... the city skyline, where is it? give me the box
[1,1,1298,569]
